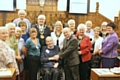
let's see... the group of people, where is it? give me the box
[0,9,119,80]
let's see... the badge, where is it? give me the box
[46,49,50,54]
[40,35,44,39]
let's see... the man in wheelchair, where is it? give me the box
[40,36,61,80]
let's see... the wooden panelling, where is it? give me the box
[0,1,120,37]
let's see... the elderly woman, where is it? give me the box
[13,9,31,32]
[15,27,25,77]
[68,19,77,35]
[91,27,103,68]
[99,22,119,68]
[85,20,94,38]
[0,27,19,79]
[99,21,108,39]
[33,14,51,49]
[41,36,60,80]
[6,23,22,63]
[22,28,41,80]
[76,24,92,80]
[51,21,65,49]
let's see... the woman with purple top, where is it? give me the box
[99,22,119,68]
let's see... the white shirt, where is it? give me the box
[39,25,44,31]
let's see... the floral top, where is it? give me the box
[0,40,18,73]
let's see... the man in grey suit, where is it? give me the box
[54,28,80,80]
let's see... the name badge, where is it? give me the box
[46,49,50,54]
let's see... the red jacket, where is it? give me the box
[76,34,92,62]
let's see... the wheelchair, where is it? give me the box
[39,65,65,80]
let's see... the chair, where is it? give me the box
[39,63,65,80]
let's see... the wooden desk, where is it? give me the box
[0,68,16,80]
[91,68,120,80]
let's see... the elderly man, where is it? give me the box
[41,36,60,80]
[33,14,51,48]
[54,28,80,80]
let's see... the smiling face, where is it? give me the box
[19,12,26,20]
[106,26,114,34]
[15,29,21,38]
[101,25,106,31]
[78,28,85,36]
[46,37,54,48]
[69,23,75,30]
[94,29,99,37]
[63,28,71,38]
[0,28,8,41]
[19,23,27,32]
[55,21,63,32]
[30,28,37,39]
[86,23,92,31]
[8,26,15,36]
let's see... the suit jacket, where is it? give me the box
[51,32,65,49]
[32,24,51,48]
[79,35,92,62]
[101,32,119,58]
[59,35,80,66]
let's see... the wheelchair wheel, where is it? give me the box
[60,68,65,80]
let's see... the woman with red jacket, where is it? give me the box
[76,24,92,80]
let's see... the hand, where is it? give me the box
[78,51,82,55]
[15,69,19,75]
[54,63,59,68]
[98,50,103,54]
[48,57,55,60]
[16,56,23,62]
[54,55,60,60]
[93,51,99,55]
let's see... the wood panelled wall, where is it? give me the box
[0,0,120,37]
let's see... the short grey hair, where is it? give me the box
[85,20,92,25]
[68,19,75,25]
[15,27,21,31]
[38,14,46,20]
[0,27,8,33]
[5,22,16,29]
[101,21,108,26]
[18,9,27,15]
[62,27,70,32]
[77,23,87,32]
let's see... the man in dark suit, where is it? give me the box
[54,28,80,80]
[32,14,51,48]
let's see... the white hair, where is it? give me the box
[18,9,27,15]
[68,19,75,25]
[85,20,92,25]
[0,27,8,33]
[38,14,46,20]
[5,22,16,29]
[15,27,21,31]
[62,27,70,32]
[101,21,108,26]
[77,23,87,32]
